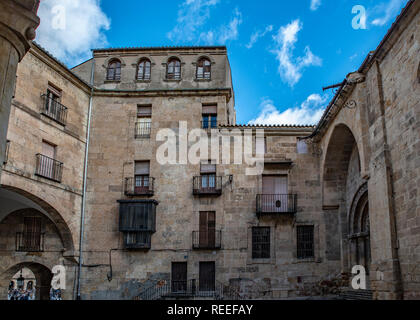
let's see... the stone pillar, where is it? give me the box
[0,0,40,177]
[366,61,403,299]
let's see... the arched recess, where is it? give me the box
[0,262,52,300]
[348,184,371,273]
[322,124,360,207]
[0,185,75,253]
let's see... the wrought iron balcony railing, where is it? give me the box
[124,177,155,196]
[41,94,68,125]
[192,230,222,250]
[136,280,244,300]
[35,154,63,182]
[193,176,222,196]
[135,122,151,138]
[256,194,297,216]
[16,232,44,252]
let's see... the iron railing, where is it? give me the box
[123,231,152,250]
[124,177,155,196]
[35,154,63,182]
[41,94,68,125]
[193,176,222,196]
[3,140,10,165]
[135,122,151,138]
[136,279,243,300]
[16,232,44,252]
[256,194,297,215]
[192,230,222,249]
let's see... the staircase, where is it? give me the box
[339,289,373,300]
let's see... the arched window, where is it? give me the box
[167,58,181,80]
[197,58,211,79]
[106,59,121,81]
[137,59,151,81]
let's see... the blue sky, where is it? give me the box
[35,0,409,125]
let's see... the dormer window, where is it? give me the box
[167,58,181,80]
[197,58,211,80]
[106,59,121,81]
[137,59,151,81]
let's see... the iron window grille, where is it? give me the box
[297,226,315,259]
[252,227,270,259]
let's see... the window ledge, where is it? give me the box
[292,258,319,264]
[104,80,121,83]
[163,78,182,82]
[135,79,151,83]
[248,258,274,265]
[195,78,212,82]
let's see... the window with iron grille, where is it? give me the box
[196,58,211,80]
[107,59,121,81]
[252,227,270,259]
[137,59,151,80]
[297,226,314,259]
[167,58,181,80]
[4,140,10,165]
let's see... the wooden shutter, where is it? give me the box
[171,262,187,292]
[42,141,56,159]
[137,106,152,116]
[199,212,215,247]
[135,161,150,175]
[202,105,217,115]
[199,262,215,291]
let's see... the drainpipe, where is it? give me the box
[76,58,95,300]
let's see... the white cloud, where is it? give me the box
[371,0,406,26]
[248,94,329,126]
[271,19,322,87]
[310,0,322,11]
[167,0,220,43]
[167,0,242,45]
[246,25,273,49]
[36,0,110,67]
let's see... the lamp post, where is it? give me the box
[17,269,25,289]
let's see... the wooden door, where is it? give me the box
[199,262,215,292]
[23,217,41,250]
[262,176,288,212]
[171,262,187,293]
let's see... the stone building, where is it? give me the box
[0,0,419,300]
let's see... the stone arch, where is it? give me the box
[348,184,371,273]
[322,124,359,207]
[1,262,52,300]
[0,185,75,253]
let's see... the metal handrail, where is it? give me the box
[16,232,45,252]
[256,194,297,214]
[41,94,68,125]
[35,154,63,182]
[192,230,222,249]
[124,177,155,196]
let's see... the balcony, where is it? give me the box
[124,177,154,197]
[192,230,222,250]
[41,94,68,125]
[193,176,222,196]
[256,194,297,216]
[16,232,44,252]
[35,154,63,183]
[135,122,151,139]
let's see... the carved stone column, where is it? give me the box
[0,0,40,177]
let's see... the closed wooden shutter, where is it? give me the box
[137,106,152,116]
[199,262,215,291]
[200,163,216,173]
[171,262,187,293]
[42,141,56,159]
[135,161,150,175]
[199,212,215,247]
[202,105,217,115]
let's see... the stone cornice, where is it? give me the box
[92,87,233,101]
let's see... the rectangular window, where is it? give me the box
[200,162,216,189]
[202,104,217,129]
[43,83,67,125]
[199,262,215,292]
[134,161,150,193]
[171,262,187,293]
[252,227,270,259]
[23,217,42,251]
[136,105,152,138]
[4,140,10,165]
[297,226,314,259]
[199,211,216,248]
[37,141,59,180]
